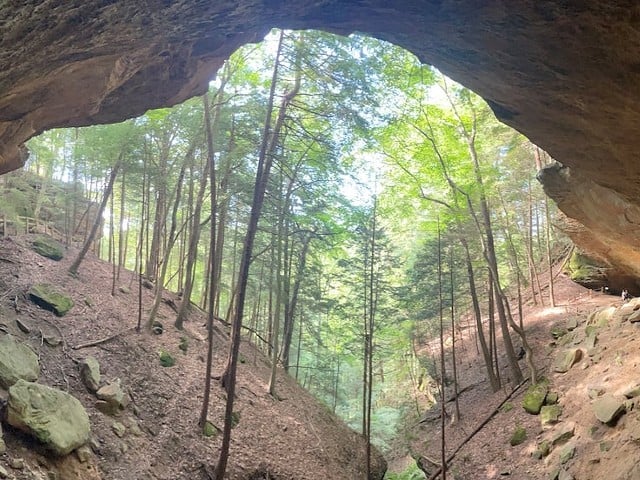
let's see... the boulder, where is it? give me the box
[28,283,74,316]
[593,395,625,424]
[522,381,548,414]
[80,357,101,393]
[629,310,640,323]
[553,348,582,373]
[540,405,562,427]
[566,317,579,331]
[7,379,90,455]
[0,334,39,388]
[31,235,64,261]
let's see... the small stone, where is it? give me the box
[112,421,126,438]
[0,465,7,478]
[560,444,575,464]
[566,317,578,331]
[629,310,640,323]
[89,437,101,454]
[9,457,24,469]
[553,348,582,373]
[533,440,550,459]
[540,405,562,427]
[551,326,568,339]
[558,469,574,480]
[118,286,130,294]
[523,381,549,414]
[588,386,605,399]
[43,333,62,347]
[75,445,92,463]
[546,392,559,405]
[0,438,5,455]
[593,394,625,424]
[96,379,125,414]
[127,420,144,437]
[159,350,175,367]
[15,318,30,333]
[203,421,217,438]
[585,332,598,349]
[510,425,527,446]
[600,441,613,452]
[552,423,576,445]
[623,384,640,399]
[80,357,101,393]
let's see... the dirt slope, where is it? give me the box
[0,235,385,480]
[413,267,640,479]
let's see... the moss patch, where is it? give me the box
[159,350,176,367]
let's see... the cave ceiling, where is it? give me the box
[2,1,640,280]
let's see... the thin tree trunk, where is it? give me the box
[437,218,447,480]
[69,159,121,276]
[214,31,295,479]
[450,246,460,424]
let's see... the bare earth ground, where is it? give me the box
[0,235,385,480]
[412,267,640,480]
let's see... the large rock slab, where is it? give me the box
[7,379,90,455]
[31,235,64,261]
[0,334,39,388]
[4,3,640,286]
[29,283,74,316]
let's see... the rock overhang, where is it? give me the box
[3,1,640,276]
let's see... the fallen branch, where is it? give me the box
[424,378,529,480]
[71,328,133,350]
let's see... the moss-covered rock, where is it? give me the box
[540,404,563,426]
[31,235,64,261]
[565,250,607,289]
[159,350,175,367]
[523,381,549,414]
[28,283,74,316]
[7,379,90,455]
[0,335,39,389]
[510,425,527,446]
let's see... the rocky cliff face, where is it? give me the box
[3,1,640,276]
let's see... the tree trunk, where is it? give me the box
[214,31,288,480]
[69,159,121,276]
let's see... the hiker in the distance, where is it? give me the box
[622,289,631,302]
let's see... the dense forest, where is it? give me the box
[6,30,560,479]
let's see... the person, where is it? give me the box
[622,289,631,301]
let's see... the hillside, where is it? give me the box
[0,234,386,480]
[410,268,640,479]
